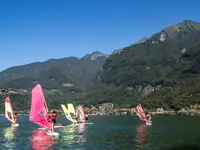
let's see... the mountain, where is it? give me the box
[98,20,200,87]
[0,51,108,89]
[1,20,200,112]
[83,51,109,60]
[152,20,200,39]
[112,48,123,54]
[134,37,149,45]
[69,20,200,110]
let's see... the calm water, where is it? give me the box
[0,115,200,150]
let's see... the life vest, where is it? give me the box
[51,113,57,120]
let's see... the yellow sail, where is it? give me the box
[67,103,76,118]
[61,104,75,123]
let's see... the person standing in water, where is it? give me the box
[13,113,18,125]
[50,110,57,132]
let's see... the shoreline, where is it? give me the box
[1,109,200,116]
[85,110,200,116]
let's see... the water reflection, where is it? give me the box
[59,124,88,148]
[2,126,17,149]
[77,123,88,133]
[3,126,16,139]
[60,125,76,145]
[135,123,149,149]
[31,129,55,150]
[76,124,88,144]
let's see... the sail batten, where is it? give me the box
[29,84,51,129]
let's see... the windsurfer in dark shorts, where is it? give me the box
[13,113,18,125]
[50,110,57,132]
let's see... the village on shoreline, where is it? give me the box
[1,103,200,116]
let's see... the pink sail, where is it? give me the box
[136,104,147,122]
[29,84,51,129]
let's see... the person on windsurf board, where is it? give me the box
[61,103,91,125]
[49,110,57,132]
[29,84,59,136]
[13,113,18,125]
[146,114,152,123]
[5,97,19,126]
[75,104,88,123]
[136,104,152,125]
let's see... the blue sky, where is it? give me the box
[0,0,199,71]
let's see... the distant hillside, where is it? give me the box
[151,20,200,40]
[134,37,149,45]
[98,20,200,87]
[0,51,109,89]
[68,20,200,110]
[1,20,200,112]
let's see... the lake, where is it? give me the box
[0,115,200,150]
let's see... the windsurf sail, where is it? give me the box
[76,105,86,123]
[29,84,51,129]
[5,97,14,123]
[61,104,75,123]
[68,104,76,117]
[136,104,147,122]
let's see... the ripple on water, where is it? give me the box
[1,115,200,150]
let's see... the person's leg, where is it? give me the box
[51,120,56,132]
[51,122,55,132]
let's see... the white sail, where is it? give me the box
[76,105,86,123]
[5,97,14,123]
